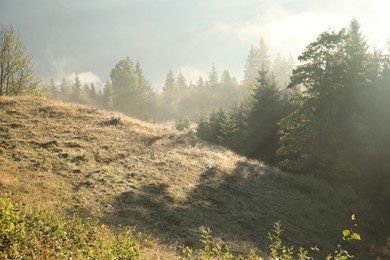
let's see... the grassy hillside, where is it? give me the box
[0,96,387,258]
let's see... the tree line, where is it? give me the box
[197,19,390,205]
[40,40,293,123]
[2,20,389,205]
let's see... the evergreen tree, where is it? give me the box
[277,20,371,182]
[41,78,58,98]
[242,38,271,98]
[59,78,71,102]
[135,61,153,94]
[196,76,205,88]
[272,53,294,89]
[244,67,291,164]
[207,63,219,88]
[220,105,248,153]
[48,79,58,98]
[220,70,233,88]
[176,72,187,89]
[162,70,176,93]
[196,108,226,145]
[102,81,113,109]
[90,83,97,100]
[71,74,82,103]
[242,45,259,90]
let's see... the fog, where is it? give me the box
[1,0,389,89]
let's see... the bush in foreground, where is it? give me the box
[0,195,147,259]
[1,195,360,259]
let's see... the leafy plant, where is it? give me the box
[175,117,190,131]
[0,195,146,259]
[100,115,123,126]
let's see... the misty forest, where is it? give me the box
[1,16,390,259]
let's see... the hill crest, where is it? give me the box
[0,96,380,258]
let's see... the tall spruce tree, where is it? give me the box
[243,67,290,164]
[207,63,219,89]
[176,72,187,89]
[102,81,113,109]
[277,19,371,183]
[71,73,82,103]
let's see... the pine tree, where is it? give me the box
[220,105,247,152]
[196,76,205,88]
[176,72,187,89]
[277,20,371,182]
[207,63,219,88]
[102,81,113,109]
[244,67,290,164]
[59,78,71,102]
[71,74,82,103]
[162,70,176,93]
[272,53,294,89]
[242,45,258,90]
[48,79,58,98]
[242,38,271,97]
[220,70,234,88]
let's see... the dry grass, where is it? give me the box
[0,96,386,259]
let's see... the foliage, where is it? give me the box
[276,18,390,204]
[99,115,123,126]
[179,222,360,260]
[0,195,146,259]
[110,57,153,118]
[0,24,40,96]
[175,117,190,131]
[196,66,291,164]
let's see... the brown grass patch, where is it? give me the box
[0,96,385,259]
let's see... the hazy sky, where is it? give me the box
[1,0,389,90]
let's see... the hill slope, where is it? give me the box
[0,96,385,258]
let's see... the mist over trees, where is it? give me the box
[197,19,390,206]
[36,19,390,205]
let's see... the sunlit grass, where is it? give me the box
[0,96,387,258]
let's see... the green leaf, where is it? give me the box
[351,233,361,240]
[342,229,351,238]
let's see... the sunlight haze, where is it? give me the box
[1,0,389,88]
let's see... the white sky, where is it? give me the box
[1,0,389,89]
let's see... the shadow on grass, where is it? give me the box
[102,160,359,257]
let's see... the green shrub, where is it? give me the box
[100,116,123,126]
[175,117,190,131]
[179,222,360,260]
[0,195,145,259]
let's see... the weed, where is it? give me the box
[175,117,190,131]
[100,116,123,126]
[0,195,146,259]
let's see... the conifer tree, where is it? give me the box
[102,81,113,109]
[176,72,187,89]
[207,63,219,88]
[71,74,82,103]
[244,67,290,164]
[59,78,71,102]
[197,76,205,88]
[242,38,271,97]
[277,19,371,182]
[163,70,176,93]
[220,70,234,88]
